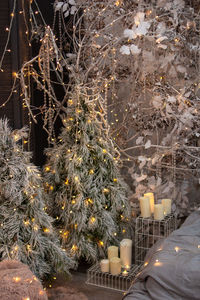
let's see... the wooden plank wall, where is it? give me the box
[0,0,14,127]
[0,0,30,129]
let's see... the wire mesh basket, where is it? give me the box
[86,262,142,292]
[135,213,177,265]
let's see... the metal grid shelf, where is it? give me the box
[86,262,142,292]
[135,213,177,265]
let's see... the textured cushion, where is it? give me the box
[0,260,47,300]
[123,211,200,300]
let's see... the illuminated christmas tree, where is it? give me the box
[44,88,131,262]
[0,119,75,279]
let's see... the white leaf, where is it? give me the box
[130,44,141,55]
[178,102,184,112]
[164,2,172,10]
[148,176,156,186]
[149,184,156,190]
[139,160,147,169]
[70,6,77,14]
[64,10,69,17]
[143,130,153,136]
[136,136,143,145]
[152,95,163,109]
[166,103,173,113]
[66,53,76,58]
[162,185,171,194]
[120,45,130,55]
[177,65,187,73]
[145,140,151,149]
[135,21,151,36]
[69,0,76,5]
[136,174,147,182]
[138,156,146,162]
[152,155,159,165]
[167,96,176,103]
[124,29,134,39]
[174,0,185,9]
[169,66,177,77]
[184,91,191,98]
[134,12,145,25]
[160,54,175,69]
[156,22,166,35]
[169,181,174,188]
[135,184,146,195]
[156,36,168,43]
[143,51,154,63]
[156,177,162,186]
[158,44,167,49]
[55,2,64,11]
[62,3,69,12]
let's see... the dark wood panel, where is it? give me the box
[0,0,13,124]
[0,0,30,130]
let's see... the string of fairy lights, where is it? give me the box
[0,0,17,72]
[0,0,199,286]
[11,273,46,300]
[3,131,69,288]
[0,1,198,196]
[0,0,199,150]
[0,0,199,221]
[47,0,200,218]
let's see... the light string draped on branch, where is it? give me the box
[0,0,200,215]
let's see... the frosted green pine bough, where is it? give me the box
[44,90,131,263]
[0,119,75,279]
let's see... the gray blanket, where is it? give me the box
[123,211,200,300]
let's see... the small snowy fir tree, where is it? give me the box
[44,88,131,262]
[0,119,75,279]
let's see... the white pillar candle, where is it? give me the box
[110,257,121,275]
[154,204,164,220]
[162,199,172,215]
[108,246,118,260]
[144,192,154,213]
[120,239,132,268]
[100,259,109,273]
[139,196,151,218]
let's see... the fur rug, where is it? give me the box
[0,260,47,300]
[47,286,88,300]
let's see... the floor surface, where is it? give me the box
[47,270,124,300]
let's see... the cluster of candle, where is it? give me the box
[139,193,172,220]
[100,239,132,276]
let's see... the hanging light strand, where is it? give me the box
[0,0,17,70]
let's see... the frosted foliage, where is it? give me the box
[44,89,131,263]
[63,0,200,216]
[23,0,200,219]
[120,45,130,55]
[0,119,75,279]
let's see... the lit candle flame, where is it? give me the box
[122,270,128,276]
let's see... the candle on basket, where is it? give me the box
[162,199,172,215]
[144,192,154,213]
[139,196,151,218]
[110,257,121,275]
[154,204,164,220]
[120,239,132,268]
[100,259,109,273]
[108,246,118,260]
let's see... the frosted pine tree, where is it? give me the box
[44,88,131,262]
[0,119,75,279]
